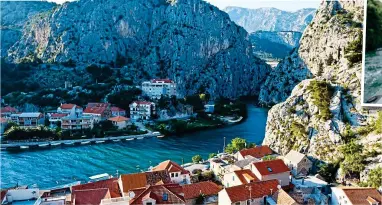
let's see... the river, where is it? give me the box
[0,105,268,189]
[364,50,382,102]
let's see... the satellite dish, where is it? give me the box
[277,185,281,190]
[128,191,136,199]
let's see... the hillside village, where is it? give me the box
[1,143,381,205]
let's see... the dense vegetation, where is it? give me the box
[224,137,256,154]
[366,0,382,51]
[307,80,334,120]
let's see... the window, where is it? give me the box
[175,173,179,177]
[235,202,240,205]
[232,176,235,181]
[163,193,168,201]
[146,203,153,205]
[171,173,174,177]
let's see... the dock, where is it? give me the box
[1,133,161,150]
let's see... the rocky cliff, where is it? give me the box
[224,7,315,33]
[262,0,369,164]
[5,0,270,99]
[0,1,56,56]
[249,31,302,60]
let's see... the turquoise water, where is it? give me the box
[0,105,268,189]
[364,50,382,101]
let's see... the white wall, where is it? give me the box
[169,172,191,184]
[5,189,40,202]
[218,190,232,205]
[223,172,242,188]
[330,187,350,205]
[251,167,290,187]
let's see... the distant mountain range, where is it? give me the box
[224,7,316,33]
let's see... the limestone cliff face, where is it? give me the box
[6,0,270,98]
[262,0,367,163]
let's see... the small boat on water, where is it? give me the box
[95,140,105,144]
[157,135,165,138]
[81,141,91,145]
[20,146,29,149]
[89,173,111,182]
[39,143,50,147]
[126,138,134,141]
[112,139,120,142]
[137,137,144,140]
[51,142,61,146]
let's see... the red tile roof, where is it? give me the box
[224,180,279,203]
[108,116,129,122]
[120,171,171,193]
[84,107,107,115]
[71,178,121,198]
[51,113,68,118]
[239,145,273,159]
[87,103,110,108]
[151,79,174,83]
[233,169,259,184]
[1,106,17,113]
[252,159,290,176]
[182,181,222,200]
[342,187,382,205]
[111,106,125,112]
[60,104,81,109]
[152,160,190,175]
[129,184,185,205]
[72,188,111,205]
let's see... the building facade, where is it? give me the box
[12,112,45,128]
[283,150,312,176]
[142,79,176,99]
[61,107,94,130]
[129,101,155,121]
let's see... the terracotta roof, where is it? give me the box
[72,188,111,205]
[151,79,174,83]
[341,187,382,205]
[60,104,81,109]
[108,116,129,122]
[87,103,110,108]
[272,189,297,205]
[252,159,290,176]
[1,106,17,113]
[1,190,7,201]
[239,145,273,159]
[233,169,259,184]
[129,184,184,205]
[182,181,222,200]
[51,113,68,118]
[71,178,121,198]
[84,107,107,115]
[224,180,279,203]
[152,160,190,174]
[120,171,171,193]
[111,106,125,112]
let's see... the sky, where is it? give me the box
[204,0,320,11]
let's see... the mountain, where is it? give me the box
[224,7,316,33]
[261,0,382,182]
[0,1,56,56]
[249,31,302,60]
[2,0,270,99]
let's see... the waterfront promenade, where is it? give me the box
[1,133,161,149]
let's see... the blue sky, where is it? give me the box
[204,0,320,11]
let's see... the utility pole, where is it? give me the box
[223,137,226,153]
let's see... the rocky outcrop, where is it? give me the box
[0,1,56,56]
[6,0,270,99]
[249,31,302,60]
[224,7,315,33]
[262,0,367,163]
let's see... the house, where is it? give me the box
[48,113,68,126]
[151,160,191,184]
[210,155,237,181]
[250,159,290,187]
[128,184,185,205]
[1,118,8,134]
[142,79,177,99]
[119,171,171,196]
[61,107,94,130]
[283,150,312,176]
[218,179,279,205]
[182,181,222,205]
[71,178,122,205]
[110,106,126,117]
[204,102,215,113]
[13,112,44,128]
[267,189,298,205]
[0,106,18,119]
[235,146,274,161]
[129,101,155,121]
[108,116,130,129]
[330,187,382,205]
[57,103,83,115]
[223,169,259,188]
[84,103,112,121]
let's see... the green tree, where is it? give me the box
[225,137,247,154]
[360,167,382,188]
[195,194,205,204]
[262,155,276,161]
[107,88,142,111]
[192,155,202,163]
[376,111,382,134]
[318,163,339,183]
[209,153,217,159]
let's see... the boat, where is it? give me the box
[20,146,29,149]
[81,141,91,145]
[50,142,61,146]
[137,137,144,140]
[39,144,50,147]
[89,173,110,182]
[112,139,120,142]
[157,135,165,138]
[126,138,134,141]
[95,140,105,144]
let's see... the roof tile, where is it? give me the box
[252,159,290,176]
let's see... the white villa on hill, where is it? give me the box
[141,79,176,99]
[129,101,155,121]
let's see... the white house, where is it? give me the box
[283,150,312,176]
[61,107,94,130]
[250,159,290,187]
[13,112,44,128]
[57,103,83,115]
[330,187,381,205]
[141,79,176,99]
[108,116,130,129]
[2,188,41,205]
[110,106,126,117]
[218,180,279,205]
[151,160,191,184]
[129,101,155,121]
[223,169,258,188]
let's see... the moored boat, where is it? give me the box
[39,143,50,147]
[126,138,134,141]
[95,140,105,144]
[81,141,91,145]
[20,146,29,149]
